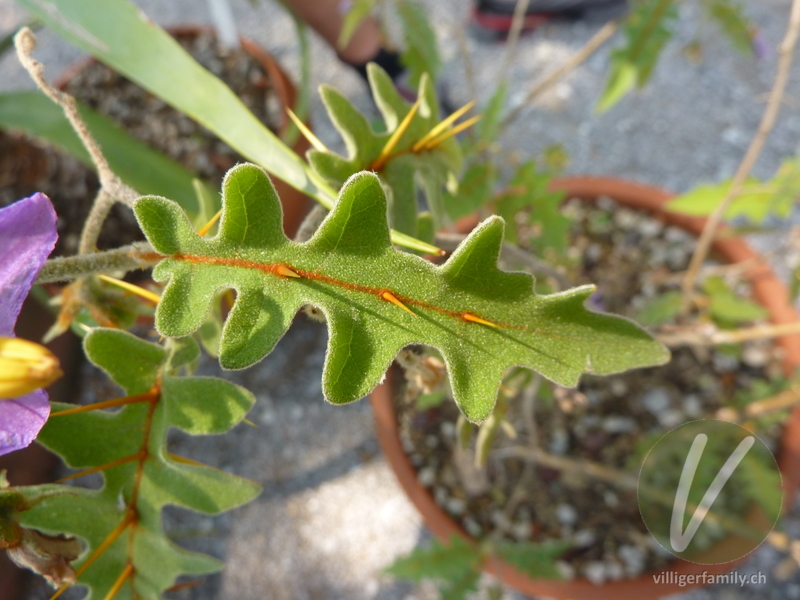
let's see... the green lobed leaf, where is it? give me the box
[338,0,379,48]
[635,290,683,326]
[493,540,571,579]
[21,329,259,599]
[396,0,441,89]
[703,277,767,325]
[385,534,481,582]
[308,63,461,236]
[596,0,678,112]
[703,0,754,55]
[135,164,669,422]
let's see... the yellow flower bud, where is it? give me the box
[0,337,63,399]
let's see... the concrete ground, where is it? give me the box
[1,0,800,598]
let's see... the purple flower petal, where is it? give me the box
[0,390,51,456]
[0,193,58,336]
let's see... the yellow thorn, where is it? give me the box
[371,95,423,171]
[197,209,222,236]
[97,275,161,304]
[167,452,207,467]
[102,564,134,600]
[242,418,258,428]
[276,264,301,279]
[286,107,329,152]
[422,114,484,151]
[56,451,144,483]
[412,99,476,152]
[462,312,501,328]
[381,291,417,317]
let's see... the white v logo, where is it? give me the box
[669,433,755,552]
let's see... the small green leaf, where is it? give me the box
[493,540,571,579]
[636,290,682,326]
[703,277,767,325]
[596,0,678,112]
[396,0,441,89]
[444,163,496,221]
[703,0,754,55]
[338,0,379,48]
[385,535,481,582]
[136,164,669,422]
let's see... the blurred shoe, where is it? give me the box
[470,0,628,41]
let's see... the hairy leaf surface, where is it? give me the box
[20,330,259,599]
[308,64,461,235]
[135,164,668,422]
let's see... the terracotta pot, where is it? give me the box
[370,176,800,599]
[54,25,314,238]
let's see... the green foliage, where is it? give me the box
[338,0,379,48]
[493,540,571,579]
[739,452,783,523]
[0,91,212,219]
[635,290,682,326]
[703,0,754,55]
[308,63,461,236]
[597,0,678,112]
[396,0,441,89]
[444,163,496,221]
[702,277,767,326]
[494,162,570,257]
[385,535,481,600]
[20,329,259,599]
[135,163,668,422]
[667,157,800,223]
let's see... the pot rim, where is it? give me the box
[371,175,800,600]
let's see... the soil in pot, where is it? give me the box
[392,195,789,585]
[1,29,290,255]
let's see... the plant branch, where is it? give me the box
[35,243,159,284]
[500,0,531,78]
[681,0,800,307]
[500,20,618,130]
[14,27,139,255]
[656,320,800,347]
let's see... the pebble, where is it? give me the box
[639,218,663,238]
[642,388,671,413]
[573,529,596,548]
[602,415,637,434]
[463,517,483,538]
[549,428,570,455]
[585,243,603,263]
[445,497,466,516]
[618,544,646,576]
[682,394,703,417]
[555,503,578,526]
[556,560,576,580]
[583,561,608,584]
[490,509,511,530]
[610,378,628,397]
[742,344,770,368]
[510,520,532,540]
[418,467,436,487]
[425,435,439,449]
[657,409,685,429]
[713,352,739,372]
[605,560,625,580]
[440,421,456,438]
[434,486,449,506]
[604,491,620,507]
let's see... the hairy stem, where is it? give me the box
[681,0,800,307]
[35,243,159,284]
[657,320,800,347]
[14,27,139,255]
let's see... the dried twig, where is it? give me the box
[500,0,532,78]
[681,0,800,307]
[500,20,618,130]
[656,320,800,347]
[14,27,139,255]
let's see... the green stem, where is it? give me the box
[35,243,160,284]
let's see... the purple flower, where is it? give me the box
[0,193,59,456]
